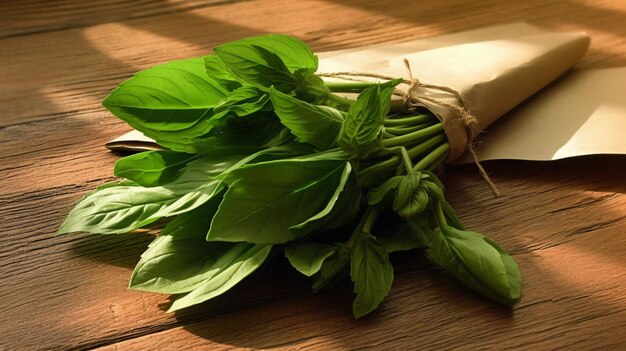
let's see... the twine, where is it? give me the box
[318,58,501,197]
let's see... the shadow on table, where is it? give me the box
[68,231,153,269]
[172,251,515,349]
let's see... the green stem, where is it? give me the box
[384,123,432,135]
[382,123,444,148]
[325,81,378,92]
[347,206,380,246]
[327,93,355,107]
[434,202,448,228]
[358,134,446,186]
[384,114,433,126]
[426,148,449,172]
[400,147,414,175]
[362,206,380,234]
[406,134,447,159]
[382,131,395,139]
[365,145,402,159]
[358,155,400,182]
[413,142,450,171]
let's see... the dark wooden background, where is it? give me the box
[1,1,625,350]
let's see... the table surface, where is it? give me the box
[1,1,625,350]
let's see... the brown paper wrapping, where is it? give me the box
[458,67,626,162]
[316,23,590,161]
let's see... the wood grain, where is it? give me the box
[1,0,625,350]
[2,0,626,127]
[0,0,240,39]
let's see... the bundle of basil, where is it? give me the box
[58,34,521,318]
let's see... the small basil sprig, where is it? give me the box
[338,79,401,158]
[59,33,522,318]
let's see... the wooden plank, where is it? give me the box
[2,0,626,127]
[0,0,240,39]
[1,0,626,349]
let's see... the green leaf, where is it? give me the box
[285,242,337,277]
[215,42,296,92]
[350,234,394,318]
[203,55,243,91]
[368,171,444,219]
[380,217,430,253]
[129,199,229,293]
[338,80,400,157]
[207,159,352,244]
[114,150,197,187]
[168,243,272,312]
[421,172,445,202]
[211,86,270,126]
[152,116,292,154]
[393,174,429,218]
[367,176,402,206]
[103,58,229,139]
[428,225,521,306]
[295,74,330,104]
[270,87,343,149]
[227,142,316,170]
[216,34,317,74]
[57,154,244,235]
[288,160,353,234]
[313,244,350,292]
[302,170,362,232]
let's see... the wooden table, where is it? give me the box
[1,1,625,350]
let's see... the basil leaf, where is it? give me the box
[227,142,317,170]
[208,159,351,244]
[421,171,445,202]
[103,58,228,138]
[367,176,402,206]
[288,161,353,233]
[338,80,401,157]
[350,234,394,318]
[152,116,292,153]
[285,242,337,277]
[57,154,243,235]
[393,174,429,218]
[380,217,430,253]
[428,225,521,306]
[203,55,243,91]
[211,86,270,126]
[216,34,317,74]
[270,87,343,149]
[168,243,273,312]
[114,150,197,187]
[305,170,362,232]
[129,199,229,293]
[369,171,443,219]
[313,244,350,293]
[215,42,298,92]
[295,74,330,104]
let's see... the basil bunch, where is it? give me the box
[58,35,521,318]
